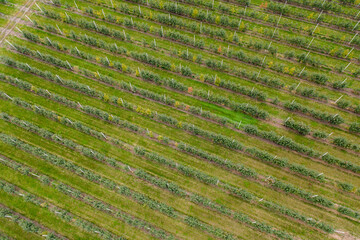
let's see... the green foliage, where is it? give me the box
[349,122,360,133]
[296,87,327,101]
[3,4,358,239]
[338,182,354,192]
[268,2,290,14]
[135,146,219,185]
[337,206,360,219]
[177,142,257,177]
[333,137,351,149]
[271,179,334,207]
[284,119,311,135]
[0,133,177,217]
[0,206,62,240]
[312,131,328,139]
[336,99,351,109]
[284,101,344,125]
[310,73,328,85]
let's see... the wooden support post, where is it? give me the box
[56,24,64,35]
[15,27,23,33]
[335,95,343,103]
[272,27,277,38]
[25,15,33,24]
[345,47,354,58]
[5,40,15,49]
[35,3,44,13]
[311,23,319,35]
[261,56,266,67]
[343,62,351,71]
[316,10,323,22]
[307,37,314,48]
[276,13,282,26]
[298,67,305,76]
[349,33,358,44]
[74,0,79,10]
[352,20,360,31]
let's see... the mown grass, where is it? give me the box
[2,45,360,208]
[0,0,359,239]
[4,35,360,188]
[34,1,360,105]
[28,5,360,131]
[0,163,154,240]
[1,79,359,238]
[0,218,42,240]
[52,0,360,89]
[0,189,100,240]
[7,26,360,168]
[0,108,286,240]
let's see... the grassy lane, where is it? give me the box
[0,218,42,240]
[2,46,360,193]
[0,140,209,240]
[0,111,284,240]
[11,28,360,159]
[0,190,100,240]
[1,62,358,214]
[0,81,360,238]
[1,58,358,206]
[30,1,360,107]
[35,2,360,100]
[61,0,360,77]
[0,0,359,239]
[0,162,159,240]
[43,1,360,90]
[26,10,360,141]
[0,114,291,240]
[5,29,360,165]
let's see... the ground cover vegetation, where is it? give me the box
[0,0,359,239]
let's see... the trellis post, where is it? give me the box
[345,47,354,58]
[342,62,351,72]
[311,23,319,35]
[307,37,314,48]
[334,95,343,103]
[298,67,305,76]
[276,13,282,27]
[5,40,15,49]
[261,56,266,67]
[349,33,358,44]
[25,15,34,24]
[56,24,64,35]
[316,10,323,22]
[35,3,44,13]
[15,26,23,33]
[272,27,277,38]
[352,20,360,31]
[74,0,79,10]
